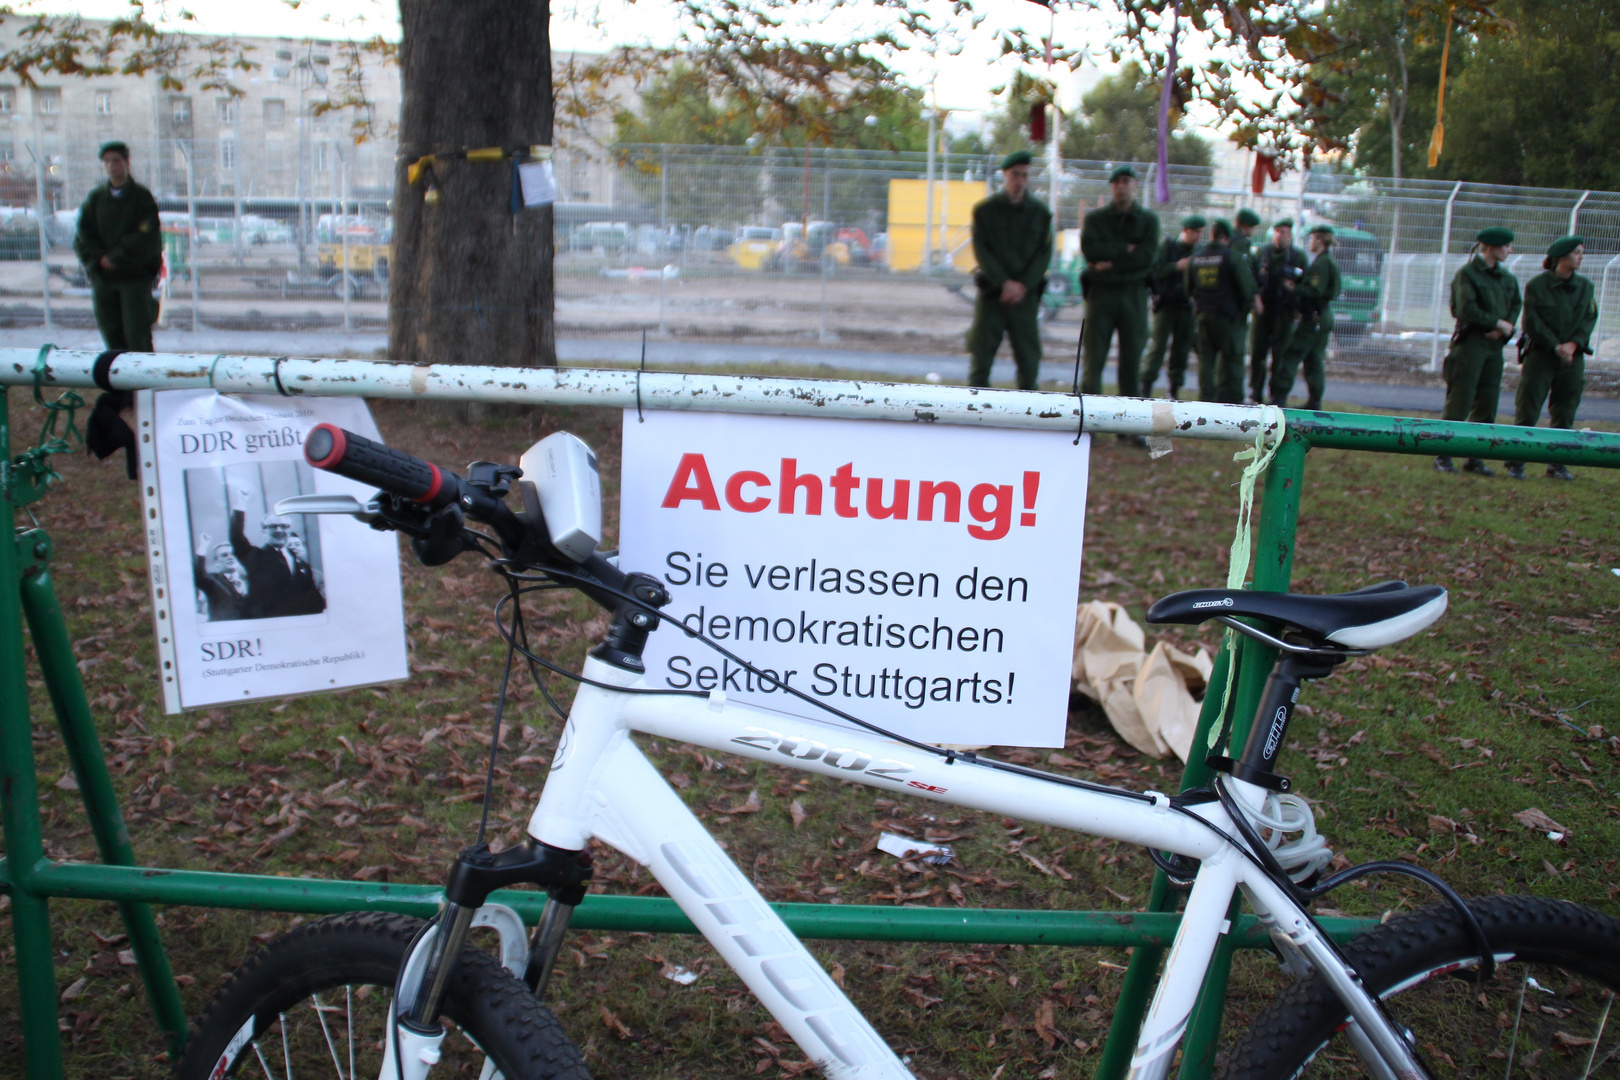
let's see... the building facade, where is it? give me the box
[0,20,620,210]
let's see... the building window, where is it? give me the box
[95,91,113,116]
[172,97,191,124]
[0,142,15,162]
[0,88,14,113]
[221,138,236,171]
[218,97,237,123]
[263,99,285,128]
[313,141,329,172]
[35,89,60,115]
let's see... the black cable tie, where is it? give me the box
[636,330,646,423]
[92,349,123,392]
[1072,317,1086,445]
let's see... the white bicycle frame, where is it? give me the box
[482,654,1430,1080]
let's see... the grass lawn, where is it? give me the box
[1,369,1617,1079]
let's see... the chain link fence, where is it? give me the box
[8,139,1620,389]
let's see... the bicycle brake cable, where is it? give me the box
[491,561,1154,805]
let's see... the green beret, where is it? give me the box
[1272,218,1293,230]
[1109,164,1138,182]
[1476,226,1514,247]
[1235,208,1262,227]
[1211,217,1233,237]
[1309,224,1334,235]
[999,150,1033,171]
[1180,215,1206,230]
[98,140,129,160]
[1548,235,1584,260]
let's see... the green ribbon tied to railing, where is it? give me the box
[9,344,85,506]
[1207,405,1287,752]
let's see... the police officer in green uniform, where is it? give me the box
[1505,236,1596,481]
[1435,226,1521,476]
[1140,215,1204,399]
[1270,224,1340,410]
[1080,164,1159,399]
[74,141,162,353]
[1250,218,1309,403]
[1188,218,1257,403]
[966,150,1052,390]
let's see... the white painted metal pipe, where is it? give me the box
[0,349,1281,443]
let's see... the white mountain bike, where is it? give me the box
[174,423,1620,1080]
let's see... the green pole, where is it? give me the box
[1176,433,1308,1080]
[6,857,1377,945]
[1093,641,1240,1080]
[0,386,65,1080]
[17,552,188,1057]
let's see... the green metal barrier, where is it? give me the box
[2,367,1617,1080]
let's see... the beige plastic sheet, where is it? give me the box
[1072,601,1213,761]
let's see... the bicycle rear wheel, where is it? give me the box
[1224,895,1620,1079]
[174,911,591,1080]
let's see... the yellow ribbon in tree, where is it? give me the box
[1428,6,1455,169]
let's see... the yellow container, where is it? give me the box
[886,178,986,273]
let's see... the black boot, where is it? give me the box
[1167,386,1179,401]
[1268,395,1287,409]
[1462,458,1496,477]
[1303,397,1322,411]
[1547,463,1576,481]
[1506,462,1525,480]
[1434,456,1457,474]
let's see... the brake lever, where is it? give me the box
[273,493,383,525]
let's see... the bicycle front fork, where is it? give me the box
[384,838,594,1077]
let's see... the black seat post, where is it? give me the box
[1225,650,1343,792]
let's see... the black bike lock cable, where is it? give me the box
[1209,775,1497,982]
[472,613,521,849]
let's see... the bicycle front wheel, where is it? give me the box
[1224,895,1620,1079]
[174,911,591,1080]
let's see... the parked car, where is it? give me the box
[572,221,631,254]
[728,225,782,270]
[693,225,734,252]
[240,214,294,245]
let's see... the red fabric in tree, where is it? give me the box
[1251,152,1281,194]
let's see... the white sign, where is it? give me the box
[518,160,557,207]
[619,411,1091,747]
[139,390,409,712]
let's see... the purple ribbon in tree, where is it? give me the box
[1155,1,1181,205]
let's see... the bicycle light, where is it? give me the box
[519,432,602,562]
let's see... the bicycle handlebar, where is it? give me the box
[306,423,460,508]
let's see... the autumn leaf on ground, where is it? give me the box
[727,789,763,814]
[789,799,807,827]
[1513,808,1568,835]
[600,1005,633,1039]
[1034,998,1060,1048]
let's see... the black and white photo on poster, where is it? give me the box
[140,389,409,712]
[184,460,327,624]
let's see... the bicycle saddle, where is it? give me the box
[1145,580,1448,650]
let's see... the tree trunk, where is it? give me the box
[391,0,554,369]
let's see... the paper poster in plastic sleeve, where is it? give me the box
[137,389,409,712]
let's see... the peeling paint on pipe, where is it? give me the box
[2,349,1279,443]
